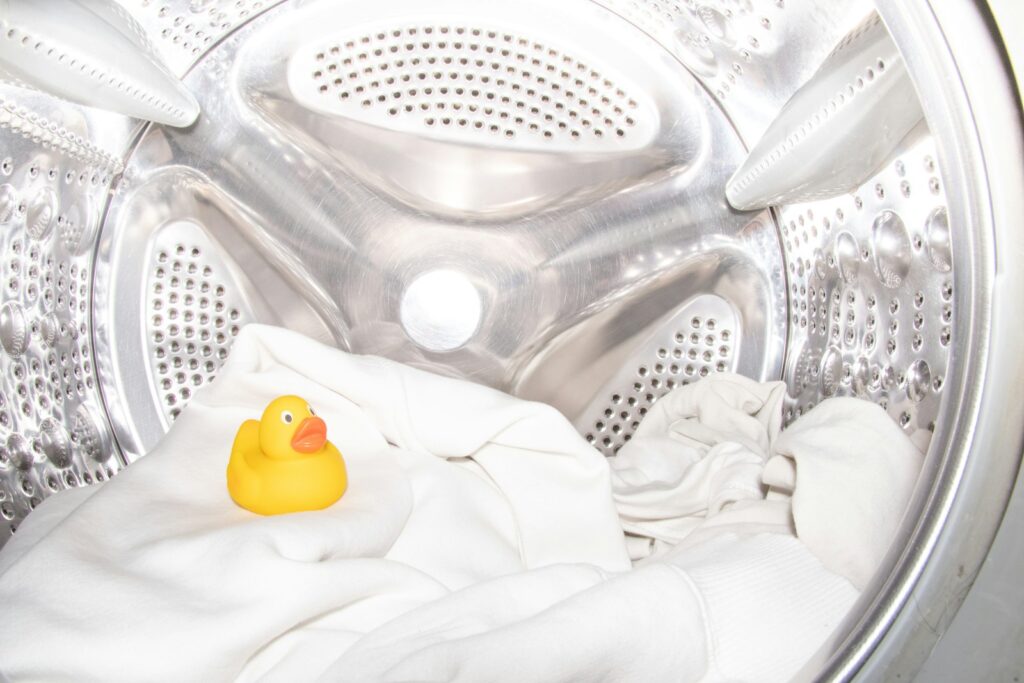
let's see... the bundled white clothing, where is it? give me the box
[610,374,787,555]
[0,325,921,681]
[764,398,924,590]
[610,374,924,590]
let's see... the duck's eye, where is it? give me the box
[281,411,294,424]
[308,405,316,416]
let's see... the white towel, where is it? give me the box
[0,325,630,681]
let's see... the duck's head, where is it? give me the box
[258,395,328,460]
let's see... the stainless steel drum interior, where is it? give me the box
[0,0,1021,680]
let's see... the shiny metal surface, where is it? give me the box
[0,0,199,126]
[726,12,924,210]
[804,1,1024,680]
[594,0,870,144]
[0,83,136,539]
[126,0,286,76]
[95,0,786,459]
[778,128,950,449]
[913,2,1024,677]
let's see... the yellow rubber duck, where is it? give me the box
[227,395,348,515]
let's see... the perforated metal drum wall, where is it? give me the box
[590,0,951,444]
[0,87,130,538]
[0,1,279,543]
[777,131,950,439]
[131,0,282,74]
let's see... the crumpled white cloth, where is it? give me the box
[0,329,919,682]
[610,374,787,555]
[322,532,858,683]
[763,398,925,590]
[611,373,924,590]
[0,325,629,681]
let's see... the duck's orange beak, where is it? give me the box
[291,416,328,453]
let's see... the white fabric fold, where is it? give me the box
[320,563,709,683]
[610,374,787,555]
[611,373,924,592]
[313,532,857,683]
[665,533,859,683]
[763,397,924,590]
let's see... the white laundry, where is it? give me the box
[319,532,858,683]
[0,326,921,682]
[763,398,925,590]
[0,325,629,681]
[611,373,925,590]
[610,374,788,557]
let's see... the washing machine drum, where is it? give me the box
[0,0,1020,679]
